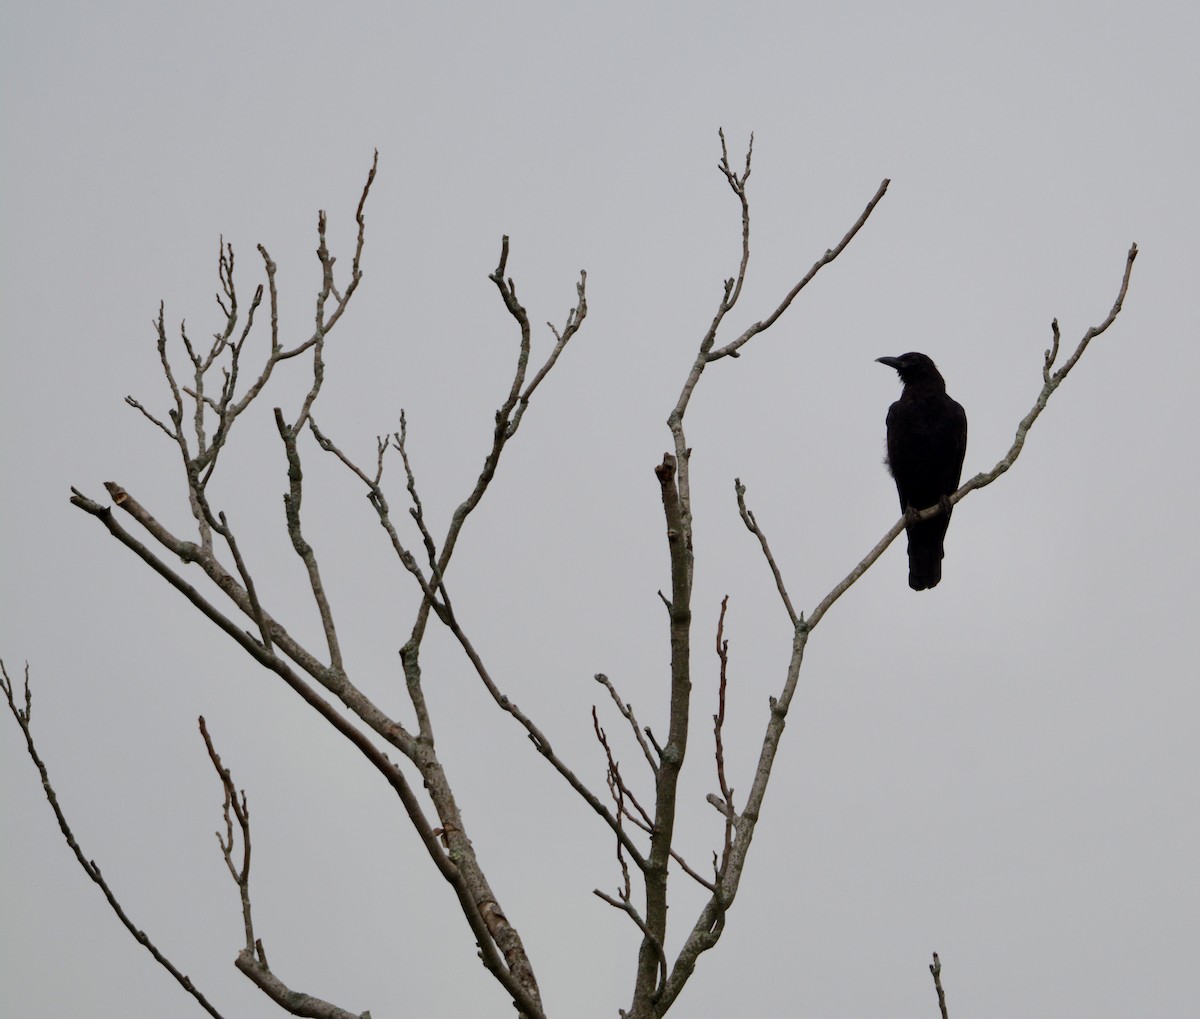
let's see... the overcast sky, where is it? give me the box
[2,2,1197,1017]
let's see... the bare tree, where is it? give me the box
[2,134,1136,1019]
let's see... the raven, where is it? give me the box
[877,353,968,591]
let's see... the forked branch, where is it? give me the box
[628,133,892,1019]
[198,715,369,1018]
[198,716,257,954]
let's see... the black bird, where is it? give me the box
[876,352,968,591]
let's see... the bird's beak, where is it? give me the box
[876,356,903,369]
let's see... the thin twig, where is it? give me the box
[593,890,668,998]
[734,482,799,626]
[595,673,659,775]
[215,511,272,652]
[124,395,178,439]
[436,602,646,869]
[712,597,736,883]
[198,716,257,956]
[929,952,950,1019]
[275,409,344,676]
[393,411,445,593]
[705,177,890,362]
[0,661,228,1019]
[594,708,655,833]
[508,270,588,437]
[714,127,753,316]
[608,806,717,893]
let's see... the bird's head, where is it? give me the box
[876,352,944,386]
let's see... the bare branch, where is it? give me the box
[607,809,717,894]
[69,494,544,1012]
[306,418,441,745]
[628,453,694,1010]
[66,487,427,787]
[372,235,587,653]
[671,851,718,893]
[593,889,667,1000]
[0,661,228,1019]
[594,707,654,834]
[508,269,588,438]
[734,482,799,627]
[929,952,950,1019]
[592,704,641,920]
[273,151,378,365]
[595,673,659,776]
[660,165,890,691]
[1044,243,1136,382]
[290,211,333,433]
[638,148,1132,1017]
[1043,318,1061,384]
[37,138,1133,1019]
[124,394,178,439]
[309,241,615,898]
[308,247,590,979]
[58,158,565,1018]
[715,128,753,314]
[712,597,736,884]
[198,716,257,955]
[398,234,535,625]
[234,950,373,1019]
[275,409,344,676]
[83,481,413,742]
[199,717,384,1018]
[706,176,891,362]
[308,417,383,489]
[393,411,445,591]
[133,156,379,506]
[436,602,647,870]
[215,510,272,652]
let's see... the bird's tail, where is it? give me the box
[906,522,946,591]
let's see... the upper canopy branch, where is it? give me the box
[705,175,891,363]
[125,153,379,493]
[632,137,890,1019]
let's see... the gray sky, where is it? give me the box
[2,2,1197,1017]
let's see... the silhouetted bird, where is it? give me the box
[876,353,968,591]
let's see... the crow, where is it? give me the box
[876,352,968,591]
